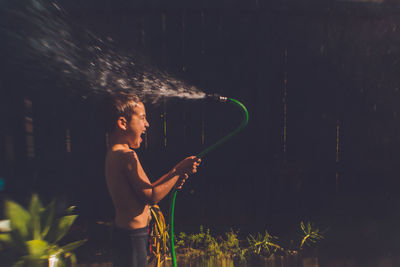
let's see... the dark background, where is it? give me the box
[1,0,400,261]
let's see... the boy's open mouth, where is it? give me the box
[140,131,146,142]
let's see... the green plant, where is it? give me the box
[299,221,324,251]
[220,229,244,260]
[175,232,187,249]
[186,226,214,251]
[246,231,284,258]
[175,226,222,258]
[163,221,326,263]
[0,194,86,267]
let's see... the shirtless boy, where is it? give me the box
[104,92,201,267]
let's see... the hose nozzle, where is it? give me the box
[206,93,228,102]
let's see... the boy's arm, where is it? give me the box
[122,150,199,205]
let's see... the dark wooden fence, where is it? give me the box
[1,1,400,257]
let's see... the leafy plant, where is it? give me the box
[0,194,86,267]
[189,226,218,255]
[175,232,187,249]
[220,229,244,260]
[175,226,222,258]
[299,221,324,251]
[246,231,284,258]
[149,207,326,265]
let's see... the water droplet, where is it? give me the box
[52,2,61,11]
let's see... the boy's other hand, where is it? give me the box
[172,156,201,177]
[175,173,189,189]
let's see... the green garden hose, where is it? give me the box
[169,97,249,267]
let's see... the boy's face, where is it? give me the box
[125,102,149,149]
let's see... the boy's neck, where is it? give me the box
[109,132,131,151]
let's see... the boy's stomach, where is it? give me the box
[114,205,150,229]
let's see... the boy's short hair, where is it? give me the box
[103,91,142,133]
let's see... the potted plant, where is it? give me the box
[0,194,86,267]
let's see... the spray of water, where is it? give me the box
[86,39,206,103]
[2,0,206,103]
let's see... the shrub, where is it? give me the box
[0,194,86,267]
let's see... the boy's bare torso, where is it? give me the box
[105,146,150,229]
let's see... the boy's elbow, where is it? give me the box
[149,190,161,205]
[142,189,160,205]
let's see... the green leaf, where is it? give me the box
[12,260,25,267]
[29,195,43,214]
[40,200,55,238]
[5,200,31,240]
[0,233,12,244]
[29,194,43,240]
[300,221,306,233]
[65,206,76,214]
[59,239,86,253]
[20,255,47,267]
[46,215,77,243]
[25,239,49,257]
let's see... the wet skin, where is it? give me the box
[105,102,201,229]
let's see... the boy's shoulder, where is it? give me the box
[108,147,138,162]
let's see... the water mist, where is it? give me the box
[1,0,207,103]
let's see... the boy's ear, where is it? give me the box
[117,116,127,131]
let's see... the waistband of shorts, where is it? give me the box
[113,225,148,235]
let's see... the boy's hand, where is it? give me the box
[173,156,201,176]
[175,173,189,189]
[172,156,201,189]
